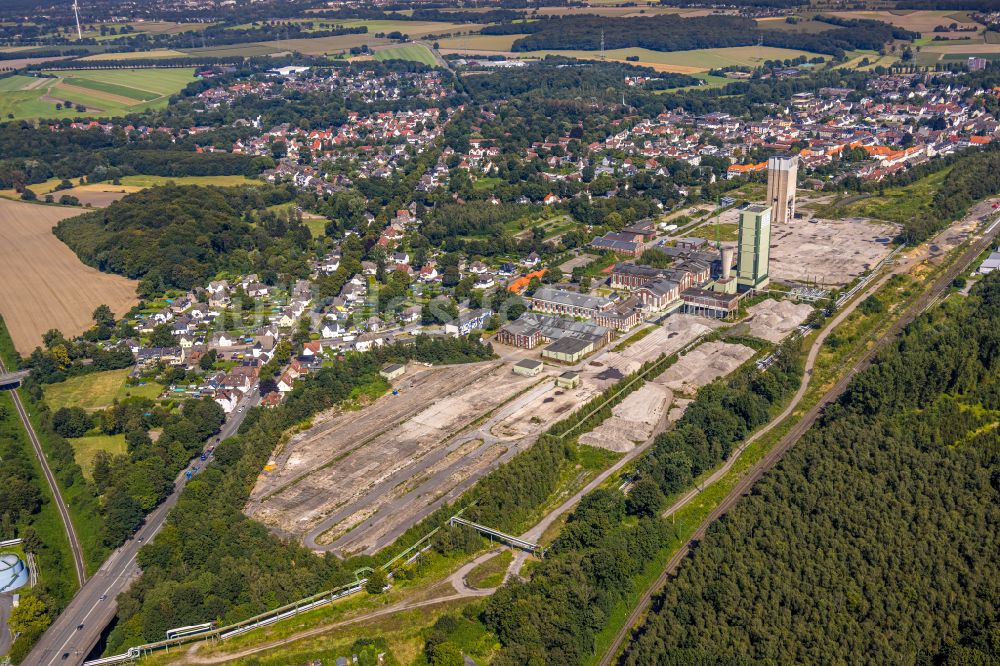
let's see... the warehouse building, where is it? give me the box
[497,312,612,350]
[542,337,595,364]
[530,287,616,318]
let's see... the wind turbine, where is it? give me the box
[72,0,83,40]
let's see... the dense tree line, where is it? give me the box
[105,335,493,649]
[53,184,303,297]
[490,14,914,58]
[622,274,1000,665]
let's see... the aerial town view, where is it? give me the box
[0,0,998,664]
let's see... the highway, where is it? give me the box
[598,208,1000,666]
[25,387,259,666]
[0,357,86,588]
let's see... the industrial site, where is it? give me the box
[242,155,883,558]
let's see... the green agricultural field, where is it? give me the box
[45,368,163,412]
[69,434,126,480]
[0,68,195,121]
[437,33,527,51]
[336,18,481,37]
[374,43,438,65]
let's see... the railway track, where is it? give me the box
[0,356,87,587]
[599,218,999,666]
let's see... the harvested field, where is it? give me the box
[41,185,134,208]
[827,9,980,34]
[579,384,672,453]
[0,198,138,353]
[246,361,545,554]
[743,298,814,343]
[769,217,898,286]
[654,341,755,395]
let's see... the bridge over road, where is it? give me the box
[0,369,29,390]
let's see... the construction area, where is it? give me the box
[655,341,756,396]
[246,361,543,552]
[768,216,898,286]
[742,298,814,343]
[578,384,672,453]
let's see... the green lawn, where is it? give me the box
[69,434,126,480]
[45,369,162,412]
[466,550,514,589]
[374,43,438,66]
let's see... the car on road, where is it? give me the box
[99,594,107,600]
[238,406,244,413]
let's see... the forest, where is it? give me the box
[622,275,1000,665]
[53,184,304,297]
[105,335,494,649]
[463,57,698,101]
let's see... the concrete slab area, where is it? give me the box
[769,217,898,286]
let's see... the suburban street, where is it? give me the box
[25,388,258,666]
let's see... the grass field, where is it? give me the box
[336,19,483,37]
[177,43,284,57]
[466,550,514,589]
[436,33,526,51]
[0,68,195,121]
[0,198,139,353]
[69,434,126,480]
[823,9,982,34]
[818,168,950,224]
[257,34,393,56]
[756,17,836,34]
[374,43,438,65]
[45,368,163,412]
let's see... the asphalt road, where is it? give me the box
[598,211,1000,666]
[26,388,259,666]
[0,357,86,588]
